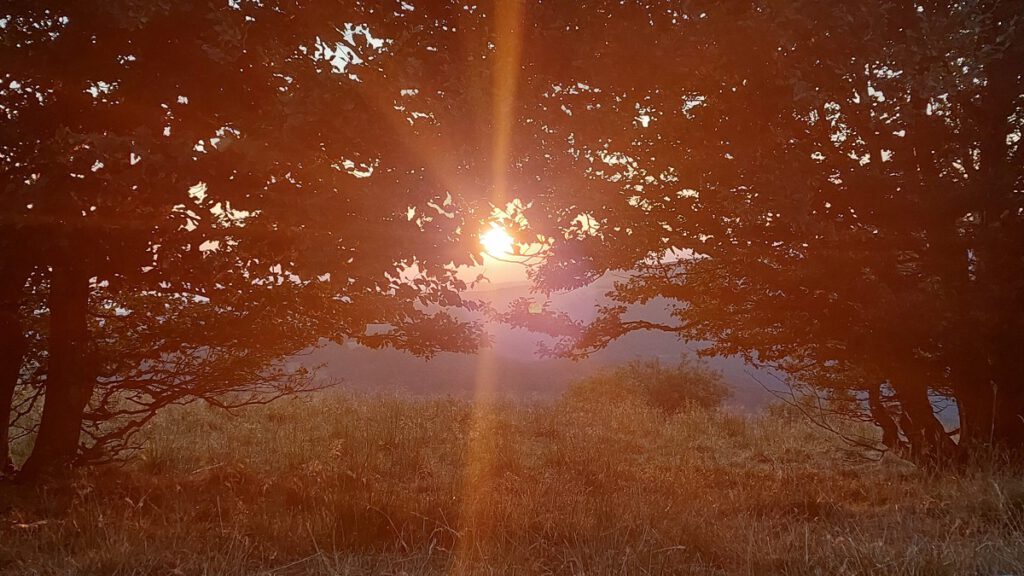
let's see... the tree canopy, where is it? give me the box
[0,0,520,479]
[500,0,1024,463]
[2,0,1022,478]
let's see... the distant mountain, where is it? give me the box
[300,276,775,410]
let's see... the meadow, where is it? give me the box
[1,388,1023,575]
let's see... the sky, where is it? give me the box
[462,253,531,287]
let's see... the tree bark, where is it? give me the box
[955,378,996,449]
[867,383,905,455]
[953,371,1024,455]
[893,374,957,465]
[957,335,1023,451]
[0,309,26,475]
[0,266,29,476]
[991,348,1024,450]
[19,264,93,481]
[969,38,1024,453]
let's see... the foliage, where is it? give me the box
[3,0,1022,479]
[564,357,730,414]
[0,0,499,478]
[499,0,1024,464]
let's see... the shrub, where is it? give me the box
[564,356,731,414]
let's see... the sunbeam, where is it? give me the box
[454,1,526,568]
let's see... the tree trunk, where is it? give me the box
[18,264,93,481]
[955,378,996,449]
[0,309,26,475]
[968,37,1024,454]
[992,397,1024,449]
[867,383,905,456]
[893,375,957,465]
[0,266,29,476]
[951,336,1024,456]
[991,351,1024,450]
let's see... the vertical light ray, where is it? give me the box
[489,0,524,207]
[453,1,524,570]
[452,344,500,570]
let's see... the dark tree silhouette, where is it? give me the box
[500,1,1024,464]
[0,0,507,480]
[4,0,1021,477]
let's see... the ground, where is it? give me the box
[1,393,1022,575]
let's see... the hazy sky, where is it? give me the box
[460,252,531,287]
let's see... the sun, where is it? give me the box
[480,224,514,257]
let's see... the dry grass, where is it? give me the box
[1,392,1023,575]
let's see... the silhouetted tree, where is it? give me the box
[5,0,1021,477]
[501,1,1023,464]
[0,0,505,480]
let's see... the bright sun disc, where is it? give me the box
[480,225,514,256]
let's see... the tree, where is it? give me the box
[0,0,510,480]
[499,1,1024,464]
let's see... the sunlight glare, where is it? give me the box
[480,224,514,257]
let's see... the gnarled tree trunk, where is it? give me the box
[0,266,29,476]
[867,383,905,456]
[955,380,996,449]
[0,310,26,475]
[893,374,957,465]
[19,264,93,481]
[991,348,1024,450]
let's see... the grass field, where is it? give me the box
[2,391,1023,575]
